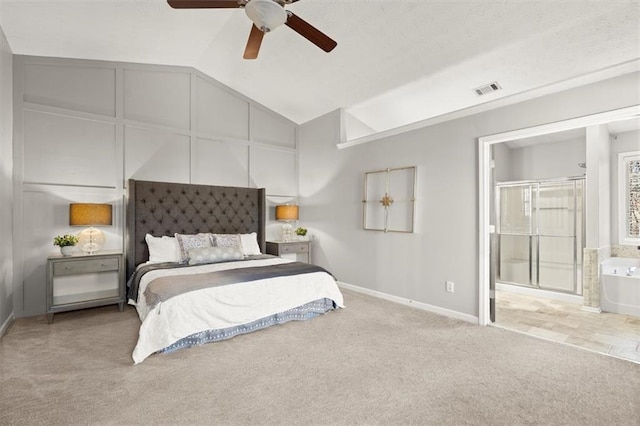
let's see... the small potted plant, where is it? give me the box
[295,227,308,241]
[53,234,79,256]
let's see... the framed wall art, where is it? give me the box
[362,166,416,233]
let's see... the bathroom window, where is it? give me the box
[619,151,640,245]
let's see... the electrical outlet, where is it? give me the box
[446,281,454,293]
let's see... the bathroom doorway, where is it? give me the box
[478,105,640,326]
[478,106,640,362]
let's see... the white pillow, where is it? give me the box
[145,234,180,264]
[239,232,261,256]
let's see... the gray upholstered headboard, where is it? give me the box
[126,179,266,277]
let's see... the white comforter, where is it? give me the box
[130,257,344,364]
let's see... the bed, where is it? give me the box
[126,179,344,364]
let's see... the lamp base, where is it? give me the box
[77,227,105,254]
[281,222,293,242]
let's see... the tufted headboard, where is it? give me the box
[126,179,266,277]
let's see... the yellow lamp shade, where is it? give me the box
[275,205,299,221]
[69,203,112,226]
[69,203,112,254]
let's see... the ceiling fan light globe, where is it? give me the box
[245,0,287,32]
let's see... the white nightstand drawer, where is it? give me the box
[53,257,120,276]
[266,241,311,264]
[279,243,309,254]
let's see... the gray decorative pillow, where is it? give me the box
[211,233,242,248]
[175,233,212,263]
[187,246,244,265]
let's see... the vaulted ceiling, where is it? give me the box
[1,0,638,137]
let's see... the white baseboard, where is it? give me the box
[0,312,15,339]
[337,281,479,324]
[581,306,602,313]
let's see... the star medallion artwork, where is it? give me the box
[380,193,394,207]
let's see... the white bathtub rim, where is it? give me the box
[601,257,640,278]
[600,259,640,317]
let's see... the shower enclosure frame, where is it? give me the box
[495,176,586,295]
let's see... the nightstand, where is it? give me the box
[266,240,311,264]
[46,251,125,323]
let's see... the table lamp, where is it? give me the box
[275,204,298,242]
[69,203,112,254]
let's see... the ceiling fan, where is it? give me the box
[167,0,337,60]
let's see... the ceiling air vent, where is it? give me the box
[474,81,502,96]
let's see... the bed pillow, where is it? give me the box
[239,232,261,256]
[187,246,244,265]
[175,233,212,263]
[145,234,181,264]
[211,233,242,249]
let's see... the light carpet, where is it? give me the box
[1,289,638,425]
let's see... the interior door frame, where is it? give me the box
[477,105,640,326]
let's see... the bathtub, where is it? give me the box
[600,257,640,317]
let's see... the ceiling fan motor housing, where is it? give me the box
[245,0,287,32]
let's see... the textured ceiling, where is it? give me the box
[1,0,639,134]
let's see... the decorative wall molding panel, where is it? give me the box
[13,55,299,317]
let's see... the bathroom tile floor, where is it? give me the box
[494,290,640,363]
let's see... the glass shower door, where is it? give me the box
[537,181,583,294]
[497,184,537,287]
[499,234,537,286]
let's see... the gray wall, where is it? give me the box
[0,26,13,333]
[501,138,586,182]
[298,72,640,319]
[12,55,299,317]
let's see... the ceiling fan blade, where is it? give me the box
[167,0,244,9]
[285,12,337,53]
[243,25,265,60]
